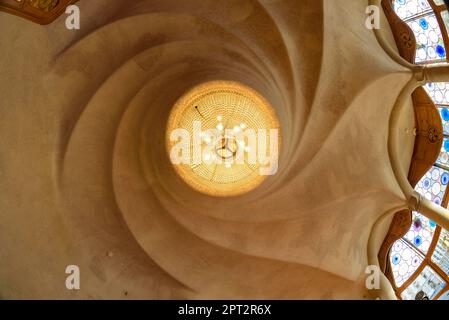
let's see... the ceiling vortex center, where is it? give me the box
[166,81,281,197]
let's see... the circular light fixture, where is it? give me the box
[166,80,281,197]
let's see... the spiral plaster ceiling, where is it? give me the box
[0,0,417,299]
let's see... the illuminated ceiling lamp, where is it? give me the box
[166,80,281,197]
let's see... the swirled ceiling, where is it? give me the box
[0,0,417,299]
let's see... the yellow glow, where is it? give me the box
[166,80,281,197]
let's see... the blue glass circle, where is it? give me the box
[437,45,446,58]
[430,220,437,228]
[414,236,423,247]
[441,108,449,121]
[442,173,449,185]
[423,178,431,189]
[392,255,401,265]
[419,18,429,30]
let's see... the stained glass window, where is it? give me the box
[410,14,446,62]
[387,1,449,300]
[390,156,449,293]
[432,228,449,274]
[400,266,446,299]
[414,166,449,206]
[438,107,449,135]
[393,0,432,20]
[425,82,449,104]
[389,81,449,297]
[390,239,425,287]
[405,212,438,254]
[393,0,447,63]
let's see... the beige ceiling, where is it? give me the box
[0,0,416,299]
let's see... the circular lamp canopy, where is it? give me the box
[166,80,280,197]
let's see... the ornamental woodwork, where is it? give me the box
[0,0,78,25]
[408,87,444,187]
[378,210,412,274]
[381,0,417,63]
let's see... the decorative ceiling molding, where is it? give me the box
[0,0,78,25]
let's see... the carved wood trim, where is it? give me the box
[379,218,410,290]
[408,87,444,187]
[381,0,417,63]
[0,0,78,25]
[378,210,412,274]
